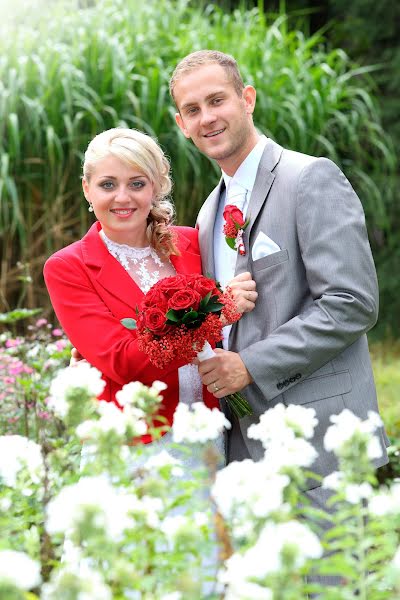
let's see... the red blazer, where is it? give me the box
[44,222,218,440]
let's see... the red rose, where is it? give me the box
[168,289,202,311]
[157,275,186,298]
[191,275,220,298]
[141,286,169,311]
[143,307,170,335]
[135,312,146,332]
[223,204,245,227]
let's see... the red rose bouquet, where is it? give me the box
[121,273,252,418]
[223,204,249,256]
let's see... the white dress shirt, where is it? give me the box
[213,135,268,348]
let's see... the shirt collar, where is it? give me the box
[222,135,268,192]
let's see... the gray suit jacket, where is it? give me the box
[197,138,388,486]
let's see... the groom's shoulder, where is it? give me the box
[275,141,337,174]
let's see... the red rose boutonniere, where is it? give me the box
[223,204,249,256]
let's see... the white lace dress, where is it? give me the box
[100,231,225,466]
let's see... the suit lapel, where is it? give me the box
[235,139,284,274]
[198,180,224,278]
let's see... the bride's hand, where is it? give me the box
[70,346,87,366]
[226,271,258,315]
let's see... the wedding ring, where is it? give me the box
[213,382,219,393]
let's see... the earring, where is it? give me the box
[88,202,94,213]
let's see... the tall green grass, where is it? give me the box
[0,0,396,314]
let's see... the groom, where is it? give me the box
[169,50,389,488]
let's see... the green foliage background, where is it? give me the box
[0,0,397,335]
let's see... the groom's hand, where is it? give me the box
[197,348,253,398]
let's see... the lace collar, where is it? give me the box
[99,230,163,270]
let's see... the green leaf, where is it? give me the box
[205,302,224,313]
[120,317,137,330]
[182,310,198,323]
[165,309,182,322]
[0,308,42,323]
[225,236,236,250]
[199,291,212,311]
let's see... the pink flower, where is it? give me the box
[5,338,23,348]
[38,411,51,420]
[36,318,48,327]
[55,340,67,351]
[9,361,24,375]
[52,328,63,337]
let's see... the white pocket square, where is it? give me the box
[252,232,281,261]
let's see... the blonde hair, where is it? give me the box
[83,128,179,256]
[169,50,244,103]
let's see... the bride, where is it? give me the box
[44,127,256,459]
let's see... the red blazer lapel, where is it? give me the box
[81,222,143,309]
[80,223,202,306]
[169,227,202,276]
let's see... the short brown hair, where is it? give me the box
[169,50,244,103]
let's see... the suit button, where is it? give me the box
[277,382,283,390]
[295,373,301,380]
[289,376,296,383]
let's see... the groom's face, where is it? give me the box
[174,63,257,175]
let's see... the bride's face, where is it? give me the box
[82,155,155,247]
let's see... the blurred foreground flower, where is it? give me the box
[172,401,231,444]
[0,435,43,487]
[0,549,41,590]
[48,362,105,420]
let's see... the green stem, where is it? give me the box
[354,504,368,599]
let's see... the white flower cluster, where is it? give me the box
[323,471,373,504]
[116,379,167,412]
[41,560,112,600]
[324,409,383,460]
[172,402,231,444]
[75,379,167,440]
[220,520,322,599]
[130,495,164,529]
[144,450,184,477]
[77,398,147,441]
[0,549,41,590]
[46,476,134,539]
[0,435,43,487]
[249,403,318,443]
[212,459,290,533]
[160,511,209,545]
[392,547,400,570]
[369,482,400,516]
[48,362,105,418]
[248,403,318,471]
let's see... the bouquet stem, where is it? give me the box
[196,342,253,419]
